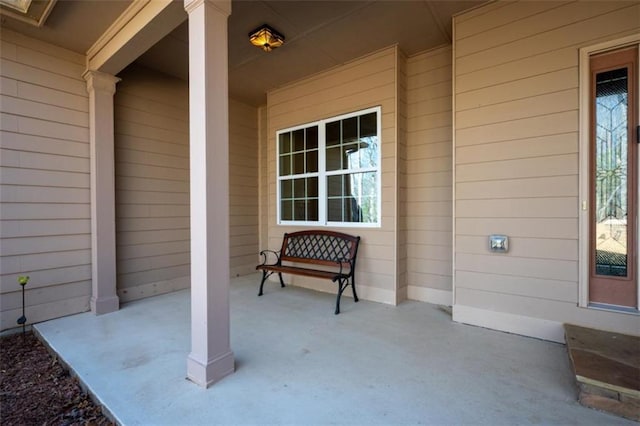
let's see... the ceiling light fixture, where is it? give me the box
[1,0,30,13]
[0,0,56,27]
[248,24,284,52]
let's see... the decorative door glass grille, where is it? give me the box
[594,67,629,277]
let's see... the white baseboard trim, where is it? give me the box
[118,276,190,303]
[407,286,452,306]
[358,284,396,305]
[452,304,565,343]
[288,279,396,306]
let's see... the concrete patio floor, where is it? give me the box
[34,274,633,425]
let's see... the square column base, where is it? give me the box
[187,350,235,388]
[90,295,119,315]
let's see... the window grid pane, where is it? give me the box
[293,129,304,152]
[280,177,319,222]
[326,116,379,173]
[279,133,291,154]
[326,171,377,224]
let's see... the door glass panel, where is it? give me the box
[594,67,629,277]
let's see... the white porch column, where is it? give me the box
[84,71,120,315]
[184,0,234,387]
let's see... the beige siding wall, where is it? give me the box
[453,1,640,340]
[114,66,190,302]
[0,35,260,327]
[396,50,408,303]
[405,46,453,306]
[265,46,401,304]
[0,30,91,330]
[258,106,268,254]
[229,99,259,277]
[114,66,259,302]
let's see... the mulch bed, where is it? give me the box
[0,331,114,426]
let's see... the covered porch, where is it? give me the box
[33,275,629,425]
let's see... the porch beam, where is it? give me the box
[86,0,185,75]
[84,71,120,315]
[184,0,234,387]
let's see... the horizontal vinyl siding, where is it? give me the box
[258,106,269,259]
[114,66,259,302]
[453,0,640,336]
[229,99,259,277]
[266,47,399,303]
[405,46,453,298]
[0,29,90,330]
[114,66,191,302]
[396,49,408,302]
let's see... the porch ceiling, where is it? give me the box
[0,0,486,106]
[142,0,486,106]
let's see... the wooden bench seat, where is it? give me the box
[256,230,361,314]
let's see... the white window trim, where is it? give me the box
[578,34,640,310]
[276,106,382,228]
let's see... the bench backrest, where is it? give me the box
[280,230,360,270]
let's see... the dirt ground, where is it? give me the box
[0,331,114,426]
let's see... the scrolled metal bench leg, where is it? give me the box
[258,270,284,296]
[258,270,269,296]
[335,279,348,315]
[351,277,358,302]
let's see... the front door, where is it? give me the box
[589,46,638,309]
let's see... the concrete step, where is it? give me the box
[564,323,640,421]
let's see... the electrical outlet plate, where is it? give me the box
[489,235,508,252]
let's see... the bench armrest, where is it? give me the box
[259,249,281,266]
[332,257,353,276]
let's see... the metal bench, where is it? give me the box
[256,230,361,314]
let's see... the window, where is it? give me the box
[277,107,381,227]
